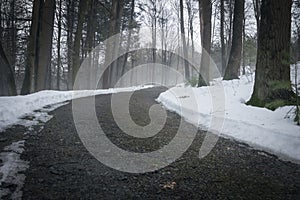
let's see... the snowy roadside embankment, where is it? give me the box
[0,85,152,131]
[157,64,300,164]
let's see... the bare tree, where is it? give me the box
[180,0,190,80]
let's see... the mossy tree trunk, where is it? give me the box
[248,0,293,109]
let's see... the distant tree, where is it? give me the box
[224,0,245,80]
[121,0,135,78]
[0,42,17,96]
[248,0,293,109]
[180,0,190,80]
[186,0,196,62]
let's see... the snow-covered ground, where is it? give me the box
[157,63,300,164]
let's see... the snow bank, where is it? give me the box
[0,140,29,199]
[157,64,300,164]
[0,86,152,131]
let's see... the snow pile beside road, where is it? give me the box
[0,86,152,131]
[157,64,300,164]
[0,140,29,199]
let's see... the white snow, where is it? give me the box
[157,64,300,164]
[0,140,29,199]
[0,85,152,132]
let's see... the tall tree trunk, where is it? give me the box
[220,0,226,75]
[36,0,56,91]
[224,0,244,80]
[9,0,16,73]
[121,0,135,80]
[72,0,90,88]
[186,0,195,75]
[57,0,62,90]
[242,14,246,75]
[21,0,41,94]
[180,0,190,80]
[227,0,233,58]
[252,0,261,33]
[198,0,212,86]
[0,42,17,96]
[248,0,293,108]
[109,0,124,87]
[66,0,75,90]
[86,0,95,89]
[102,0,124,89]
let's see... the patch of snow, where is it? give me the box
[157,64,300,164]
[0,140,29,199]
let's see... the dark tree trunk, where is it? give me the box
[248,0,293,108]
[224,0,244,80]
[109,0,124,87]
[57,0,62,90]
[227,0,233,57]
[121,0,135,80]
[85,0,95,89]
[102,0,124,89]
[220,0,226,75]
[198,0,211,86]
[180,0,190,80]
[72,0,90,88]
[298,27,300,61]
[66,0,75,90]
[22,0,55,93]
[21,0,41,94]
[252,0,261,32]
[36,0,56,91]
[0,42,17,96]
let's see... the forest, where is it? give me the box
[0,0,299,109]
[1,1,300,198]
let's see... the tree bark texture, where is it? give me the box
[248,0,293,107]
[224,0,245,80]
